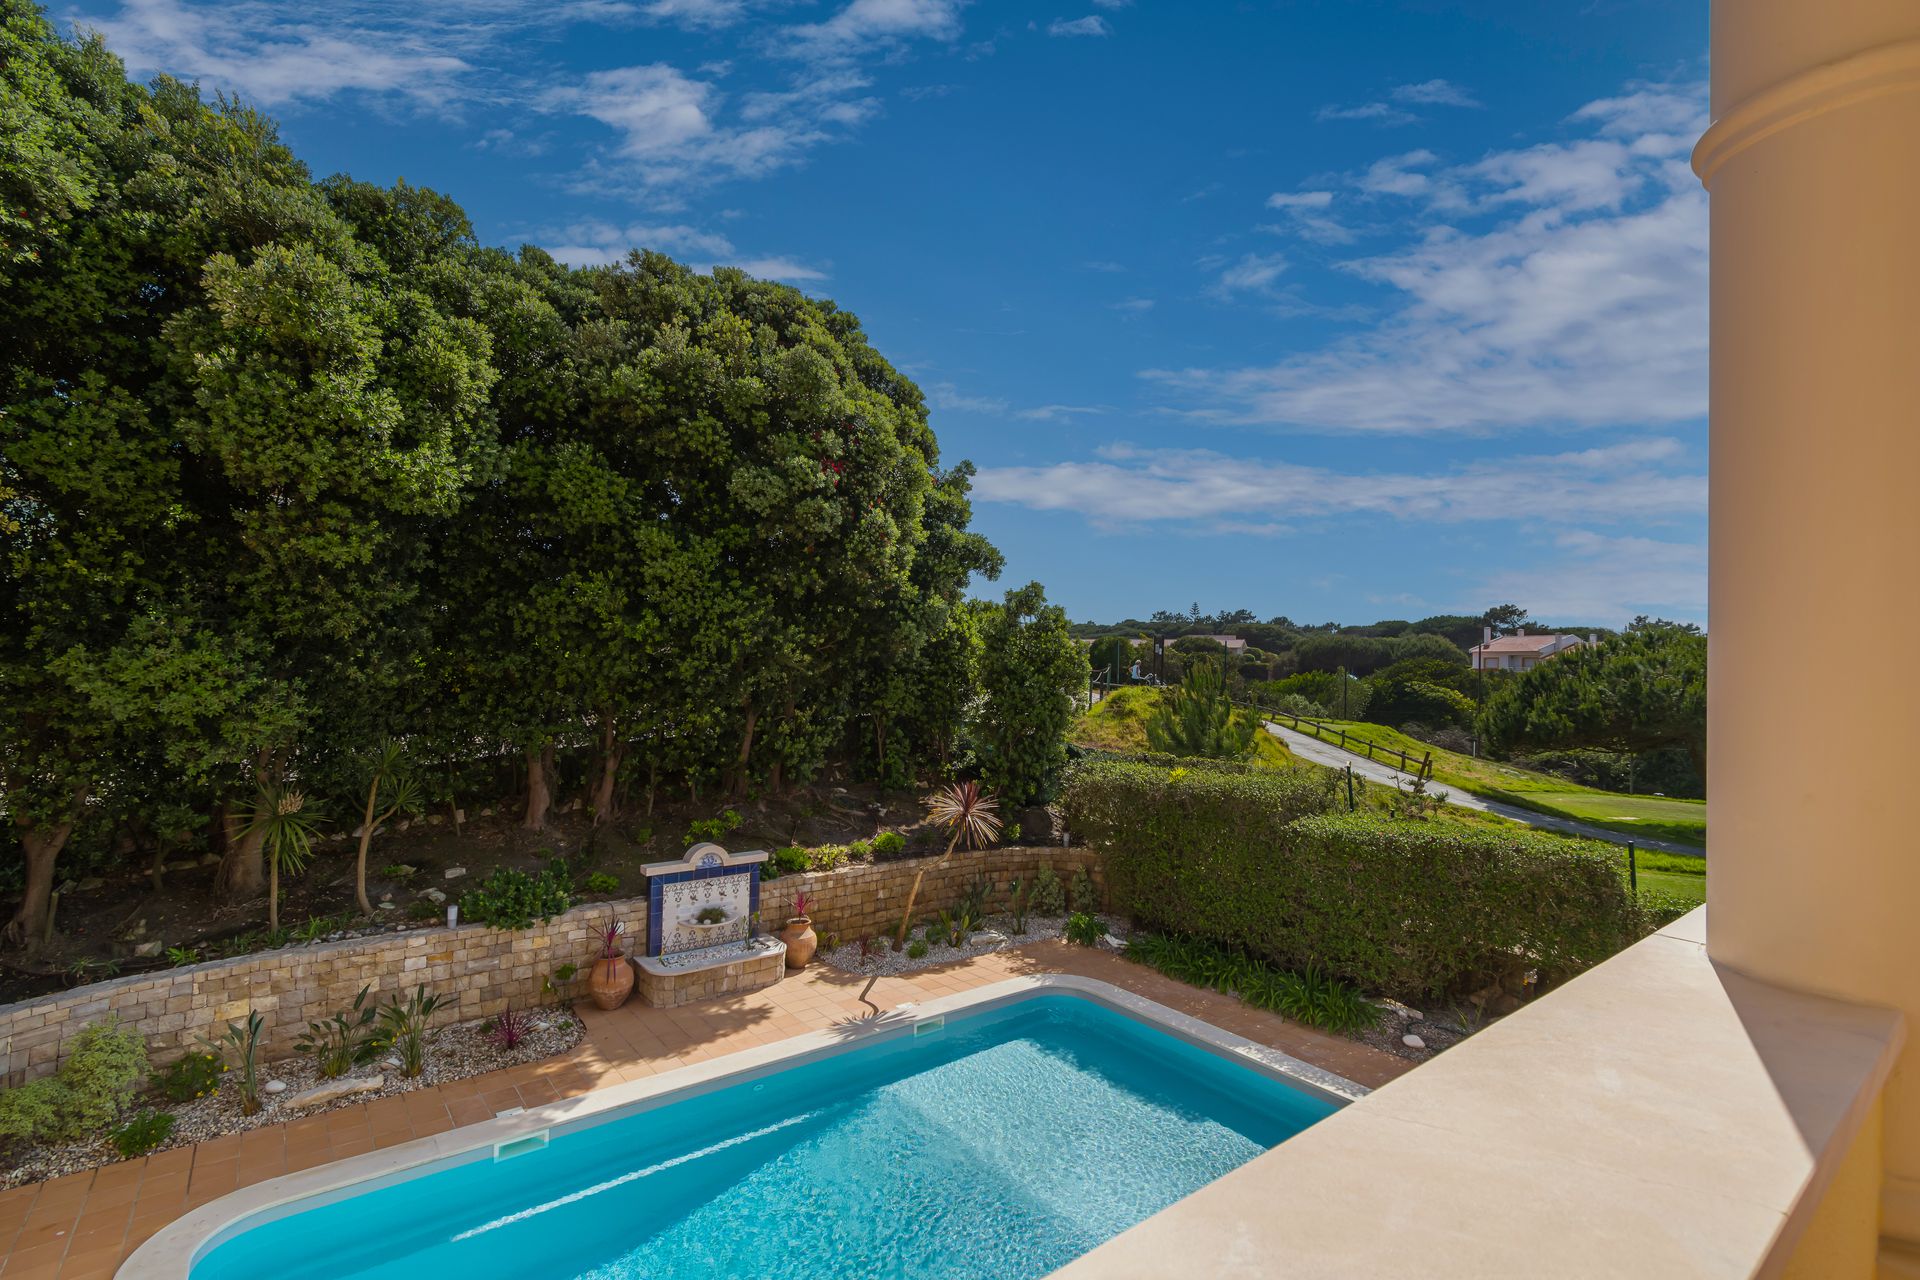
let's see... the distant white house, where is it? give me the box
[1469,628,1598,672]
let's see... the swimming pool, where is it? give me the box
[177,986,1346,1280]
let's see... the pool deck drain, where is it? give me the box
[0,941,1411,1280]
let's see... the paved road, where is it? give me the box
[1263,722,1705,858]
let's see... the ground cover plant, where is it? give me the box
[1125,933,1381,1035]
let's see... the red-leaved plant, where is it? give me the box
[790,891,811,922]
[600,919,626,960]
[488,1008,530,1051]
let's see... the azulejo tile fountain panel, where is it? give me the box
[641,842,770,959]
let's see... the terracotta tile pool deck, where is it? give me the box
[0,942,1412,1279]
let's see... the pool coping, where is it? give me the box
[116,972,1366,1279]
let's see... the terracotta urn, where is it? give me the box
[588,953,634,1010]
[780,916,818,970]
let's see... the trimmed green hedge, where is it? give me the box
[1062,759,1643,997]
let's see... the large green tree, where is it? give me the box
[975,582,1088,807]
[1476,625,1707,777]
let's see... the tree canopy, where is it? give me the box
[0,4,1024,949]
[1476,627,1707,775]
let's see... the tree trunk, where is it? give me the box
[732,701,758,797]
[5,809,76,952]
[216,751,273,902]
[524,742,554,830]
[591,714,621,826]
[268,850,280,933]
[354,777,380,916]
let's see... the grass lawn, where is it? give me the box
[1308,720,1706,848]
[1073,686,1293,769]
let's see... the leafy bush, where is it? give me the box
[380,986,451,1078]
[906,939,929,960]
[1125,933,1382,1035]
[0,1018,149,1147]
[459,867,572,930]
[152,1052,224,1103]
[1638,888,1698,929]
[1068,866,1099,914]
[581,872,620,894]
[763,846,809,881]
[1063,759,1643,997]
[1027,866,1066,917]
[1063,913,1107,946]
[810,843,851,871]
[109,1110,176,1158]
[872,831,907,859]
[0,1081,59,1147]
[685,809,743,844]
[295,985,381,1079]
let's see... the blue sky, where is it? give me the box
[73,0,1709,628]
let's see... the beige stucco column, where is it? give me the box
[1696,0,1920,1252]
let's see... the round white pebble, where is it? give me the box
[1402,1034,1426,1050]
[262,1079,288,1094]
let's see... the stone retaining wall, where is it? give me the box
[0,846,1100,1084]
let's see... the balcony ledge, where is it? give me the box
[1050,908,1905,1278]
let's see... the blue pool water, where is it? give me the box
[192,995,1338,1280]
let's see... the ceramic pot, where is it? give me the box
[588,954,634,1010]
[780,916,818,969]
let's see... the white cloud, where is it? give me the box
[1154,82,1708,433]
[1316,101,1416,126]
[1474,530,1706,624]
[727,256,828,281]
[1391,78,1481,108]
[784,0,967,62]
[1048,15,1111,37]
[81,0,473,107]
[972,436,1704,533]
[1210,252,1288,297]
[927,382,1009,415]
[538,220,823,280]
[1265,190,1334,210]
[1015,404,1106,421]
[1111,296,1154,313]
[1356,149,1437,196]
[543,63,866,190]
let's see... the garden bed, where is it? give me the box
[0,1007,583,1190]
[819,913,1131,977]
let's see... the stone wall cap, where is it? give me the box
[641,843,770,876]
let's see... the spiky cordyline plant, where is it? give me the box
[895,782,1002,948]
[249,785,323,933]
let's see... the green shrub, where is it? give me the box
[763,846,808,881]
[1638,888,1697,929]
[152,1052,224,1103]
[1027,866,1066,916]
[1126,933,1381,1035]
[50,1020,147,1141]
[582,872,620,894]
[1068,866,1099,914]
[906,939,929,960]
[1063,913,1106,946]
[408,899,441,921]
[109,1110,176,1158]
[872,831,906,859]
[1063,759,1642,997]
[809,844,850,871]
[0,1080,59,1147]
[685,809,743,844]
[0,1018,148,1148]
[459,867,572,930]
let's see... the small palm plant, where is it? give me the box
[378,985,451,1079]
[354,740,419,917]
[249,785,322,933]
[896,782,1002,948]
[201,1010,266,1115]
[294,984,381,1079]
